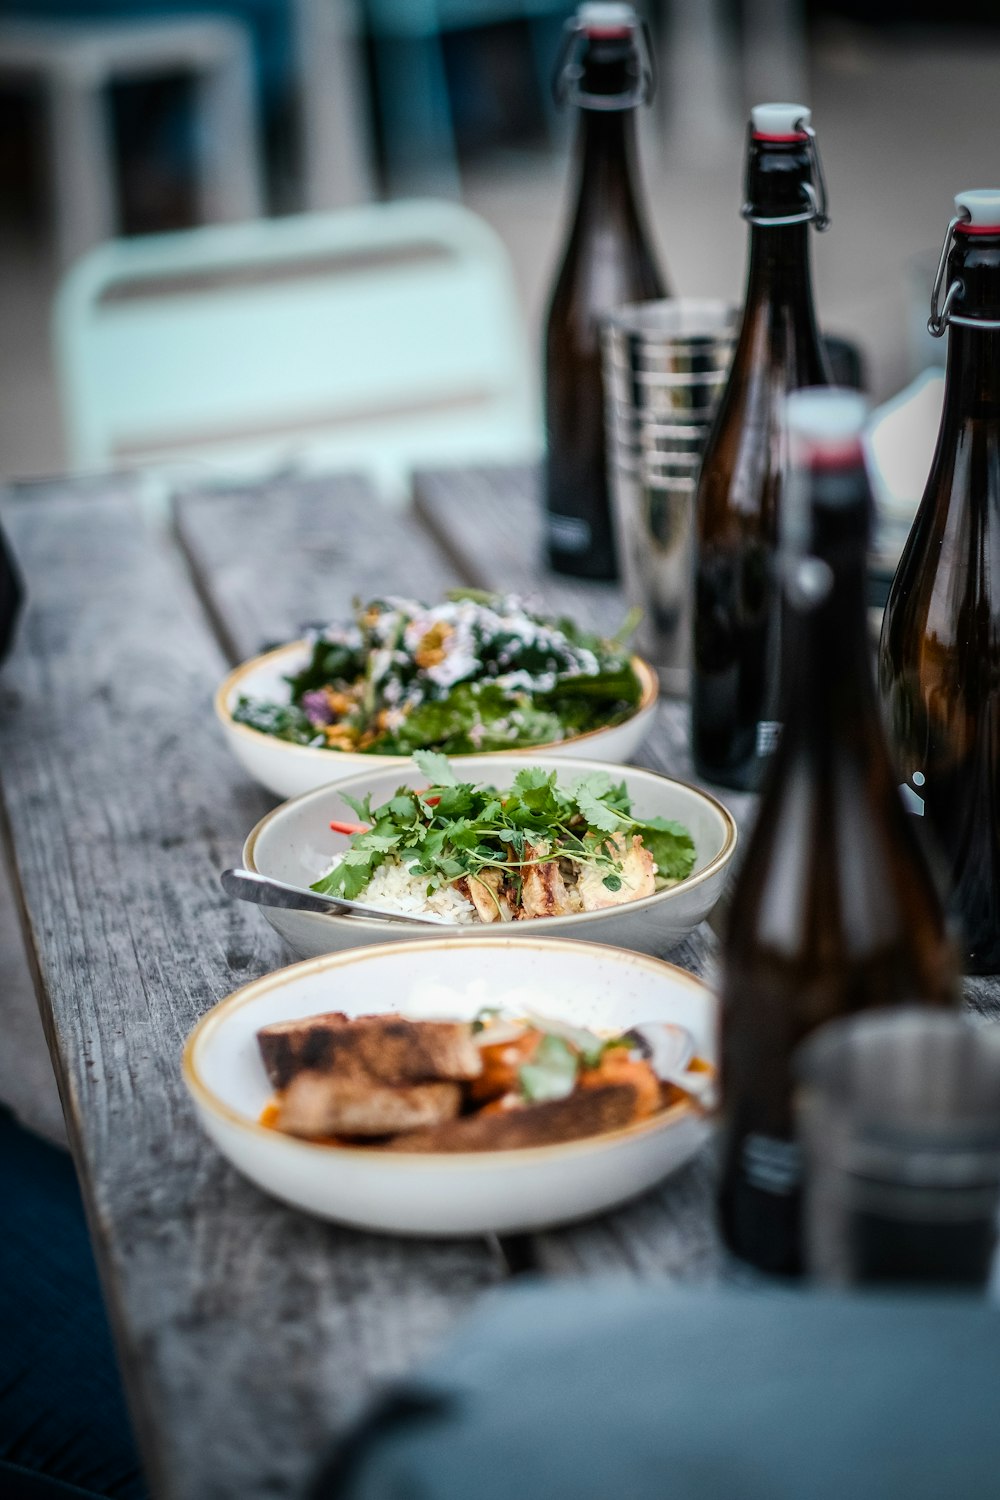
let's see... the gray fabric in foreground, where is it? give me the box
[315,1279,1000,1500]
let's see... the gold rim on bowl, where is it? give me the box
[182,935,714,1165]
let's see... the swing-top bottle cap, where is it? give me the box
[577,2,636,36]
[785,388,868,470]
[751,103,811,141]
[955,189,1000,234]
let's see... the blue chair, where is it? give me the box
[363,0,570,192]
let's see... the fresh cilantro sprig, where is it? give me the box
[310,752,696,903]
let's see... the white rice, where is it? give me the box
[324,854,478,924]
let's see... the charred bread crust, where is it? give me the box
[257,1012,350,1088]
[276,1072,462,1138]
[384,1081,639,1152]
[258,1014,482,1089]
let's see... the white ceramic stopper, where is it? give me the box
[751,103,811,137]
[578,2,635,32]
[955,190,1000,228]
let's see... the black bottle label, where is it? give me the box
[755,720,782,757]
[547,514,592,554]
[741,1133,802,1196]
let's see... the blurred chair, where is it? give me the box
[53,199,540,499]
[0,16,263,265]
[294,0,374,210]
[362,0,567,193]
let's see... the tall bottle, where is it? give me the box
[692,104,831,790]
[880,191,1000,975]
[718,389,960,1276]
[543,3,668,581]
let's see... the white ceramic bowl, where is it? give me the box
[216,640,659,798]
[182,937,716,1235]
[242,753,737,960]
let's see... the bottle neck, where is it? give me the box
[936,228,1000,434]
[940,322,1000,428]
[737,137,825,360]
[573,106,642,219]
[744,222,820,319]
[774,478,876,754]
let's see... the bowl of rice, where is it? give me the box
[240,754,737,960]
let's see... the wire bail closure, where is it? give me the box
[927,209,1000,336]
[740,119,831,231]
[552,14,655,111]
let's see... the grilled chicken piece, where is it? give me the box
[385,1082,639,1152]
[257,1014,481,1089]
[276,1071,462,1139]
[466,866,515,924]
[520,844,583,919]
[576,834,656,912]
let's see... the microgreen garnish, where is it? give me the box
[310,760,696,903]
[518,1035,579,1102]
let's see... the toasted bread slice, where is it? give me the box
[257,1011,350,1089]
[258,1013,482,1089]
[276,1072,462,1139]
[385,1081,641,1153]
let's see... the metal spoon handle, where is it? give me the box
[219,868,435,926]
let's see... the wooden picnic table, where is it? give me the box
[0,463,993,1500]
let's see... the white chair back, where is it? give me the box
[53,200,540,498]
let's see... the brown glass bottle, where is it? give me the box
[692,105,831,790]
[543,4,667,581]
[880,195,1000,975]
[718,390,960,1276]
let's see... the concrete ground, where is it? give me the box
[0,21,997,1138]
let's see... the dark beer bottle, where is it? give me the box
[880,191,1000,975]
[718,389,960,1276]
[692,104,831,790]
[543,3,668,581]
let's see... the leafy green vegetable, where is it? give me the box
[574,782,626,834]
[286,639,365,700]
[235,595,644,757]
[375,683,565,756]
[518,1035,579,1102]
[536,665,641,708]
[412,749,458,787]
[309,760,697,904]
[231,696,320,747]
[634,818,697,883]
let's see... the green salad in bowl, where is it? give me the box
[217,593,658,799]
[231,592,645,756]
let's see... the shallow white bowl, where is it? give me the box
[243,753,737,960]
[182,937,716,1235]
[216,640,659,798]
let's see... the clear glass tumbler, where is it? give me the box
[795,1009,1000,1290]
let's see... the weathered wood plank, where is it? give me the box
[413,464,629,637]
[529,1146,725,1281]
[0,482,503,1500]
[175,477,463,665]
